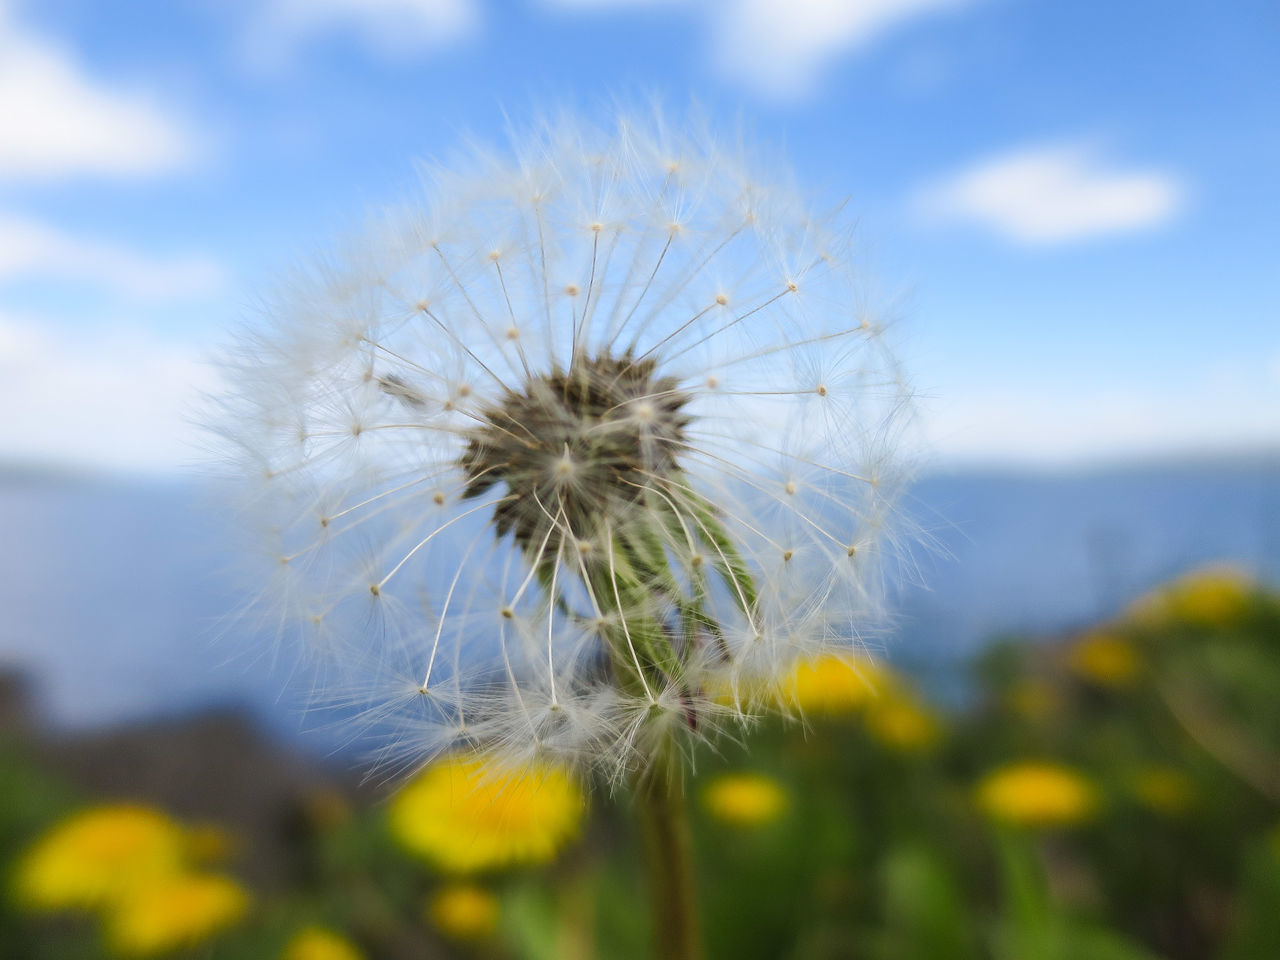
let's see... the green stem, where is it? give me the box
[635,748,703,960]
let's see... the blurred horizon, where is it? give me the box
[3,451,1276,749]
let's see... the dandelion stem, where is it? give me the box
[635,746,702,960]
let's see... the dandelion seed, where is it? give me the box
[216,109,914,784]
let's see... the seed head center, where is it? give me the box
[458,351,692,552]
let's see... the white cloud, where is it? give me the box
[0,312,222,473]
[0,2,196,181]
[538,0,973,98]
[0,214,224,299]
[916,142,1186,244]
[710,0,973,100]
[254,0,971,96]
[252,0,479,61]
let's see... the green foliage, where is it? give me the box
[3,571,1279,958]
[878,844,978,960]
[1217,840,1280,960]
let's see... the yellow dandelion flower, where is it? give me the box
[282,926,365,960]
[104,873,249,956]
[866,698,939,751]
[976,762,1099,829]
[782,654,886,716]
[12,805,187,911]
[427,883,500,941]
[702,773,788,827]
[1130,767,1195,817]
[1006,679,1062,723]
[1066,631,1140,688]
[388,755,584,874]
[1127,566,1254,630]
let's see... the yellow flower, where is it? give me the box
[12,805,187,911]
[782,654,886,716]
[702,773,788,827]
[1066,632,1140,688]
[427,883,499,941]
[1130,767,1195,817]
[282,926,365,960]
[104,873,249,956]
[1006,679,1061,723]
[388,755,584,873]
[976,762,1099,828]
[1127,566,1255,630]
[865,698,939,751]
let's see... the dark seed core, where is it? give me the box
[459,351,692,552]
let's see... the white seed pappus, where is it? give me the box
[218,112,916,782]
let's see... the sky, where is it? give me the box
[0,0,1277,474]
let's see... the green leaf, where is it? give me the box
[1217,841,1280,960]
[880,844,979,960]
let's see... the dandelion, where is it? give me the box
[1065,630,1140,689]
[779,653,888,716]
[427,883,500,942]
[219,109,913,959]
[103,873,249,957]
[388,753,584,873]
[976,762,1099,829]
[12,805,187,911]
[775,653,936,750]
[865,696,939,751]
[282,926,366,960]
[702,772,788,827]
[1126,566,1255,630]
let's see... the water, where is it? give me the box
[0,473,308,736]
[890,460,1279,693]
[1,457,1276,749]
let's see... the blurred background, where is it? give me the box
[1,0,1277,957]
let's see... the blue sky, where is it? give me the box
[1,0,1277,472]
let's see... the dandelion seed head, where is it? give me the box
[217,109,916,780]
